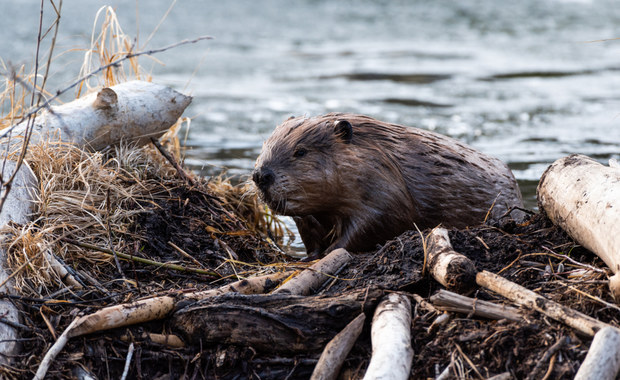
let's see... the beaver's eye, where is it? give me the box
[293,147,307,158]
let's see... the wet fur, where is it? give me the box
[254,113,523,256]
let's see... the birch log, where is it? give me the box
[0,161,37,366]
[363,293,413,380]
[426,228,477,294]
[2,80,191,368]
[5,80,192,151]
[574,326,620,380]
[273,248,352,295]
[537,154,620,297]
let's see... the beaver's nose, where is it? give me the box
[252,167,275,191]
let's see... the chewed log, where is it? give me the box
[6,80,191,150]
[537,154,620,298]
[426,228,477,293]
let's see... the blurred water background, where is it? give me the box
[2,0,619,210]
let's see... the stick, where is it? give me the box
[120,342,134,380]
[66,271,291,338]
[574,327,620,380]
[311,313,366,380]
[524,336,567,380]
[430,289,523,322]
[363,293,413,380]
[477,270,612,336]
[33,316,80,380]
[426,228,477,293]
[62,238,220,278]
[273,248,352,295]
[150,137,195,186]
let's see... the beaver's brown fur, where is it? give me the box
[253,113,523,257]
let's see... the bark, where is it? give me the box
[311,313,366,380]
[6,80,191,151]
[574,327,620,380]
[273,248,352,295]
[172,288,383,354]
[477,270,611,336]
[537,154,620,298]
[430,289,523,322]
[426,228,477,294]
[363,293,414,380]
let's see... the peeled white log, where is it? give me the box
[537,154,620,297]
[574,327,620,380]
[0,160,38,366]
[363,293,413,380]
[6,80,191,150]
[426,228,477,294]
[273,248,352,295]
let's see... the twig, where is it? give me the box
[61,237,220,278]
[454,343,484,379]
[33,316,80,380]
[525,336,567,380]
[150,137,195,186]
[120,342,134,380]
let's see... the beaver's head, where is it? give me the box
[252,115,354,216]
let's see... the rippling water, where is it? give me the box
[2,0,619,212]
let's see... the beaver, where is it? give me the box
[252,113,523,257]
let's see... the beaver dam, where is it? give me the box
[3,139,619,379]
[2,6,620,380]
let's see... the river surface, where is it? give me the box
[1,0,620,247]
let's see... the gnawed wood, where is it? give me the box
[69,271,291,338]
[574,327,620,380]
[273,248,352,295]
[172,288,383,354]
[311,313,366,380]
[426,228,477,293]
[6,80,191,151]
[477,270,611,336]
[430,289,523,322]
[537,154,620,298]
[363,293,413,380]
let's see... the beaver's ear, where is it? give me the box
[334,120,353,144]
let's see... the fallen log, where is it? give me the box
[537,154,620,298]
[574,326,620,380]
[363,293,413,380]
[69,271,291,338]
[172,288,383,354]
[477,270,611,336]
[6,80,191,151]
[430,289,523,322]
[311,313,366,380]
[273,248,352,295]
[426,228,477,294]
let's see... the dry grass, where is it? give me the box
[0,5,288,299]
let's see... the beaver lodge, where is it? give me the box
[1,6,620,380]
